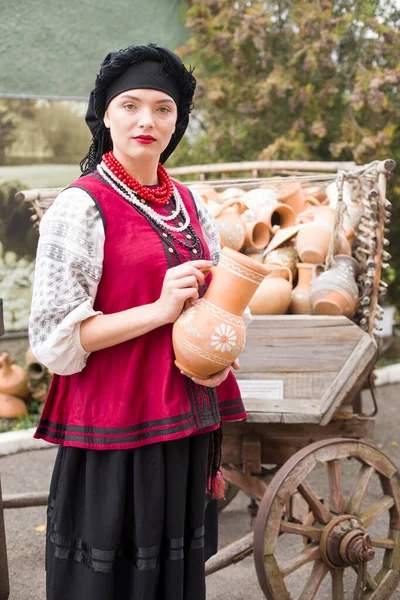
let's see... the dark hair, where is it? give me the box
[80,44,196,175]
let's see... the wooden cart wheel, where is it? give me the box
[218,480,239,512]
[253,438,400,600]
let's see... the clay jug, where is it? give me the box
[309,255,360,317]
[172,247,271,378]
[242,220,271,251]
[296,220,333,263]
[0,353,29,398]
[244,187,278,213]
[0,392,28,419]
[248,265,293,315]
[212,199,247,251]
[189,183,220,205]
[258,202,296,233]
[219,187,246,202]
[289,263,314,314]
[263,243,298,279]
[277,182,320,215]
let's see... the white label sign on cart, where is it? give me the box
[237,380,284,400]
[237,380,284,413]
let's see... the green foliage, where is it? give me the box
[173,0,400,304]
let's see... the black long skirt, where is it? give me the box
[45,433,218,600]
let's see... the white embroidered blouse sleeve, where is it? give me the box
[191,190,252,328]
[28,187,104,375]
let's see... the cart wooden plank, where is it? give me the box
[237,315,377,425]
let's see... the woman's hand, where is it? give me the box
[154,260,213,325]
[181,359,240,388]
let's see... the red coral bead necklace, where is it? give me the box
[102,151,173,205]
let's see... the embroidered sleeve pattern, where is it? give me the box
[191,191,221,265]
[29,188,105,375]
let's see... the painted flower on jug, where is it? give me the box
[211,324,237,353]
[178,306,196,326]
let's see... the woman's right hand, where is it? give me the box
[155,260,213,324]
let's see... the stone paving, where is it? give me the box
[1,383,399,599]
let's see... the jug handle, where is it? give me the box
[212,198,247,219]
[312,263,325,280]
[265,261,293,285]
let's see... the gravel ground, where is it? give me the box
[1,383,400,600]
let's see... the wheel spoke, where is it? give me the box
[280,521,322,543]
[298,560,329,600]
[360,495,395,528]
[346,464,375,516]
[281,544,320,578]
[331,569,345,600]
[351,565,379,591]
[298,481,331,524]
[370,537,395,550]
[327,460,346,514]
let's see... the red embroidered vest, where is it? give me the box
[34,175,246,450]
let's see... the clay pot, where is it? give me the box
[189,184,220,205]
[0,353,29,399]
[343,202,363,231]
[244,187,278,213]
[172,248,271,378]
[0,392,28,418]
[289,263,314,314]
[249,265,293,315]
[258,202,296,233]
[244,251,264,262]
[296,221,334,263]
[264,224,302,254]
[304,185,328,204]
[277,182,320,215]
[219,187,246,202]
[212,199,247,251]
[326,181,352,208]
[263,243,298,279]
[242,220,271,251]
[309,255,360,317]
[311,206,337,225]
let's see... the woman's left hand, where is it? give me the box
[180,359,240,388]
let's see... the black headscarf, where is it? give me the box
[80,44,196,175]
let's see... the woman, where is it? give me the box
[29,44,248,600]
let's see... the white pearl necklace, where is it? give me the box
[97,163,191,233]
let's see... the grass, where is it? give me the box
[0,164,80,189]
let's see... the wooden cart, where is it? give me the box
[12,158,400,599]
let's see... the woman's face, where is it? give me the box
[103,88,178,164]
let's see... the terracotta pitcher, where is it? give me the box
[0,392,28,419]
[289,263,314,314]
[242,220,271,251]
[0,353,29,398]
[309,255,360,317]
[248,265,293,315]
[212,199,247,251]
[172,247,271,378]
[0,392,28,418]
[263,243,298,279]
[277,182,320,215]
[258,202,296,233]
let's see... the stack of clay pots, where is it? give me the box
[0,352,29,418]
[0,348,49,419]
[190,179,363,318]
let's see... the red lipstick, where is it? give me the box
[134,135,156,144]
